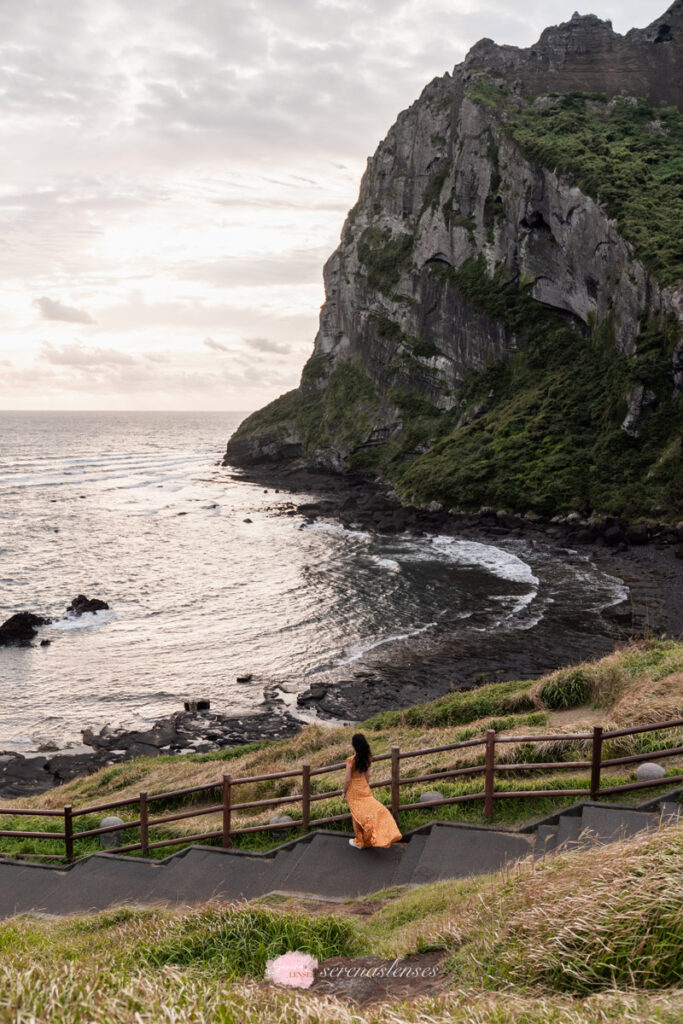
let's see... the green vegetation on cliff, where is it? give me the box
[504,93,683,287]
[228,388,301,440]
[227,357,380,458]
[395,257,682,517]
[357,225,414,295]
[298,356,379,450]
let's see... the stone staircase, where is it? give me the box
[0,790,680,920]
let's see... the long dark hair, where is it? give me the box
[352,733,372,774]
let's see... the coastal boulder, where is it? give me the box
[636,762,666,782]
[0,612,49,646]
[99,816,126,849]
[419,791,445,804]
[269,813,295,837]
[67,595,110,616]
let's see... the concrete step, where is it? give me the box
[275,832,405,897]
[0,855,163,917]
[39,856,164,915]
[392,835,429,886]
[660,802,682,822]
[0,861,67,918]
[269,841,309,876]
[533,824,559,858]
[580,806,659,844]
[410,825,532,885]
[555,814,583,850]
[144,847,272,905]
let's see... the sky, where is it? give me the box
[0,0,667,411]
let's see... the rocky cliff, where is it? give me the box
[225,4,683,520]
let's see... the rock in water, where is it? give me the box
[67,595,110,616]
[184,699,211,712]
[0,612,49,646]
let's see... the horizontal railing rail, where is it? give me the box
[0,716,680,863]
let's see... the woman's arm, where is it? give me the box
[342,761,352,798]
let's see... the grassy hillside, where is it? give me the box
[1,824,681,1022]
[1,639,681,861]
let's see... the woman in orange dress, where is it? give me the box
[343,733,402,849]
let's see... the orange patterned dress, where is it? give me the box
[345,755,402,848]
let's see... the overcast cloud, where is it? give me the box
[0,0,667,410]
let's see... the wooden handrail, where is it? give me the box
[0,715,680,863]
[602,717,683,739]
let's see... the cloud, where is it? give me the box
[34,296,96,324]
[202,336,230,353]
[244,336,290,354]
[0,0,658,410]
[41,341,134,366]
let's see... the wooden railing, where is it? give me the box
[1,718,681,863]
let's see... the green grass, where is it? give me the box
[139,905,360,979]
[1,823,680,1024]
[227,389,301,444]
[296,356,380,451]
[540,670,593,710]
[363,677,537,729]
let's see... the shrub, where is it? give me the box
[357,225,414,295]
[540,669,593,710]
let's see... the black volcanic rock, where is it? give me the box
[0,612,49,646]
[67,595,110,616]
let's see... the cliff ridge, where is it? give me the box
[225,4,682,520]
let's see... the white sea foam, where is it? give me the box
[405,535,539,586]
[299,520,372,542]
[367,555,401,572]
[51,609,115,632]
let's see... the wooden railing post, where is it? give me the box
[301,764,311,834]
[484,731,496,820]
[64,805,73,863]
[222,774,232,848]
[139,791,149,856]
[391,746,400,823]
[590,726,603,800]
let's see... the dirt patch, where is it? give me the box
[548,706,605,729]
[254,893,387,918]
[309,951,449,1005]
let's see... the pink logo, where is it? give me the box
[264,951,319,989]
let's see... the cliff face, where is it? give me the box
[225,4,683,520]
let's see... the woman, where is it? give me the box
[343,733,402,849]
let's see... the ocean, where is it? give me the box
[0,411,628,751]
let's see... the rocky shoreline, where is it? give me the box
[0,705,302,800]
[2,465,681,802]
